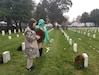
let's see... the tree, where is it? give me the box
[80,12,90,22]
[0,0,35,30]
[80,12,91,26]
[35,1,47,21]
[11,0,35,29]
[35,0,72,24]
[90,9,99,26]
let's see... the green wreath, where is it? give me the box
[35,28,45,43]
[75,55,84,70]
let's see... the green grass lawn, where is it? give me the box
[0,28,99,75]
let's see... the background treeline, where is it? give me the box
[0,0,35,31]
[0,0,72,31]
[80,9,99,27]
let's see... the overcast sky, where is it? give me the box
[67,0,99,21]
[35,0,99,21]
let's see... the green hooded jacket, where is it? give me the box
[36,19,49,42]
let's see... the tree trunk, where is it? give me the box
[6,17,11,32]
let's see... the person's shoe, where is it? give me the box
[26,66,35,71]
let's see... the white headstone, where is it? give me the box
[22,33,24,36]
[94,30,96,33]
[2,30,5,36]
[64,33,67,38]
[18,29,20,33]
[8,30,11,34]
[22,42,25,51]
[17,34,19,37]
[67,36,69,41]
[2,51,10,63]
[8,36,12,40]
[73,43,77,52]
[14,29,16,33]
[69,38,72,45]
[88,33,90,36]
[82,53,88,68]
[93,34,96,38]
[84,32,86,35]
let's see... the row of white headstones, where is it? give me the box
[2,29,24,35]
[69,27,99,53]
[2,29,24,39]
[60,28,88,68]
[69,27,99,39]
[1,29,24,63]
[45,28,54,53]
[1,28,54,64]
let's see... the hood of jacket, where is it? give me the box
[38,19,45,25]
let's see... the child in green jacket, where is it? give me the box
[36,19,49,57]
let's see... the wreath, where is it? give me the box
[74,55,84,70]
[35,28,45,43]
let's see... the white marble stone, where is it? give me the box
[17,34,19,37]
[69,38,72,45]
[2,51,10,63]
[48,28,54,33]
[2,30,5,36]
[88,33,90,36]
[73,43,77,52]
[84,32,86,35]
[8,36,12,40]
[22,42,25,51]
[14,29,16,33]
[78,38,81,40]
[93,34,96,38]
[22,33,24,36]
[82,53,88,68]
[18,29,20,33]
[64,33,67,38]
[67,36,69,41]
[97,51,99,53]
[8,30,11,34]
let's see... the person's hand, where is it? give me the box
[36,35,40,40]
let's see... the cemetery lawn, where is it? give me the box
[0,28,99,75]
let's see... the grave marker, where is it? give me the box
[69,38,72,45]
[2,30,5,36]
[67,36,69,41]
[2,51,10,63]
[18,29,20,33]
[22,42,25,51]
[93,34,96,38]
[8,36,12,40]
[88,33,90,36]
[8,30,11,34]
[14,29,16,33]
[73,43,77,52]
[17,34,19,37]
[82,53,88,68]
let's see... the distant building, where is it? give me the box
[76,15,81,23]
[0,21,7,26]
[85,22,95,27]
